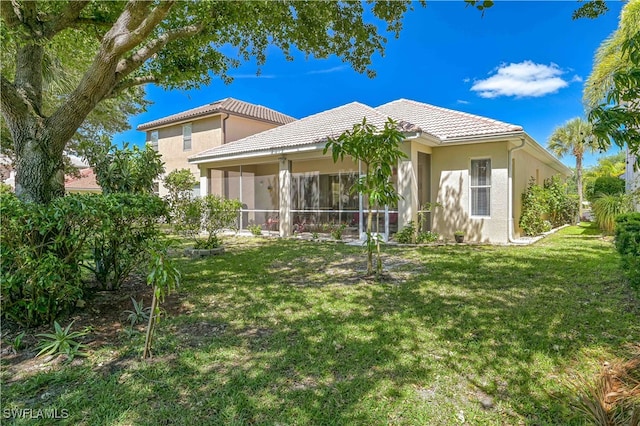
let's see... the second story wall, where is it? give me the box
[150,116,222,196]
[225,115,282,143]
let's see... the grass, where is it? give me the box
[2,222,639,425]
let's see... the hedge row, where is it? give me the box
[615,213,640,290]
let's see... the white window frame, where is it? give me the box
[150,130,159,150]
[469,158,491,218]
[183,123,192,151]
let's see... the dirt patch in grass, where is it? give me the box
[0,274,186,383]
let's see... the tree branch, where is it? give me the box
[46,0,175,150]
[0,75,25,117]
[111,75,157,95]
[106,0,175,56]
[44,0,91,38]
[115,24,203,77]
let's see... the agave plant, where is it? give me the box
[123,297,151,327]
[36,321,87,360]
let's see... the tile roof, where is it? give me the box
[376,99,523,141]
[137,97,296,131]
[64,168,100,191]
[190,102,419,162]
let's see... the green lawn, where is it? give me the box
[3,223,639,425]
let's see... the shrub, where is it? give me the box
[0,182,13,194]
[592,194,632,234]
[200,195,242,245]
[519,175,577,236]
[416,230,439,244]
[163,169,197,221]
[82,141,164,195]
[329,223,347,240]
[0,192,167,324]
[519,177,549,236]
[395,221,416,244]
[592,176,625,200]
[395,221,439,244]
[173,195,242,248]
[87,193,167,290]
[0,193,99,326]
[615,213,640,289]
[544,175,579,227]
[248,224,263,236]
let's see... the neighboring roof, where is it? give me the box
[189,102,420,163]
[376,99,523,141]
[64,168,100,192]
[137,97,296,131]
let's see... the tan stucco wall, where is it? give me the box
[291,157,358,174]
[225,115,282,143]
[194,137,568,243]
[150,115,283,197]
[431,142,510,243]
[150,116,222,196]
[398,141,433,230]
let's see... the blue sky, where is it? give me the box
[114,1,626,168]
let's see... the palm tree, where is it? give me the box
[583,1,640,109]
[548,118,598,218]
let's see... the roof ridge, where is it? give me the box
[387,98,522,130]
[137,97,296,130]
[190,101,421,161]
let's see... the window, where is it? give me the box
[470,159,491,216]
[150,130,158,151]
[183,123,192,151]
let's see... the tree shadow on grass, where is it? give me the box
[4,233,639,425]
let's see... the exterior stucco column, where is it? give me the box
[199,167,209,197]
[279,157,292,237]
[397,143,416,232]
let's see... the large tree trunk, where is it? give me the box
[14,133,65,204]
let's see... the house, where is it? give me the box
[137,98,296,197]
[65,168,101,194]
[188,99,570,244]
[1,153,98,193]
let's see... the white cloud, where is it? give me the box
[306,65,347,75]
[463,77,471,84]
[470,61,575,98]
[457,99,470,105]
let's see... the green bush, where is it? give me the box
[163,169,197,221]
[394,222,439,244]
[519,175,577,236]
[248,224,263,236]
[87,193,167,290]
[416,230,439,244]
[173,195,242,248]
[395,222,416,244]
[82,141,164,195]
[615,213,640,289]
[329,223,347,240]
[591,176,625,201]
[0,194,99,326]
[519,178,549,236]
[0,193,167,325]
[544,175,579,227]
